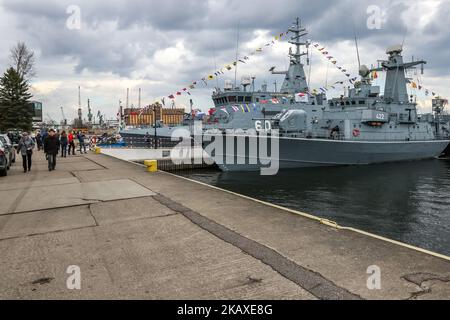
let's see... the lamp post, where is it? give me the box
[153,105,158,149]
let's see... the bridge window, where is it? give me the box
[238,96,244,102]
[228,96,236,102]
[359,101,365,105]
[245,96,252,103]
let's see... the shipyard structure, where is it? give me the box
[123,104,185,126]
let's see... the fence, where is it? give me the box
[118,136,185,149]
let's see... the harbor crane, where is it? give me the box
[46,113,57,126]
[60,107,67,126]
[87,99,93,123]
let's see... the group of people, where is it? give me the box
[17,129,89,173]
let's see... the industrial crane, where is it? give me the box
[46,113,57,126]
[87,99,93,123]
[60,107,67,126]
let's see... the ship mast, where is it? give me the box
[272,18,309,94]
[289,17,308,65]
[77,85,82,122]
[371,46,426,103]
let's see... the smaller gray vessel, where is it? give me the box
[431,98,450,156]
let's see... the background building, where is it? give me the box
[123,104,185,126]
[29,101,43,123]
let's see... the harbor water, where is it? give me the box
[177,159,450,256]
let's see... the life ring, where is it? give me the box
[352,129,360,137]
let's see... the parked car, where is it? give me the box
[0,139,10,176]
[0,134,16,164]
[6,130,21,145]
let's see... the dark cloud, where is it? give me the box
[3,0,449,76]
[1,0,449,119]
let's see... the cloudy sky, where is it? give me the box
[0,0,448,123]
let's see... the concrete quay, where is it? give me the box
[0,151,449,300]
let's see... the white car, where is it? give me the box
[0,134,16,165]
[0,139,10,176]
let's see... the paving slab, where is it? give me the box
[72,168,140,183]
[56,161,105,172]
[0,178,155,214]
[90,197,174,225]
[0,206,96,240]
[0,169,74,186]
[0,177,80,191]
[80,179,155,202]
[0,189,27,215]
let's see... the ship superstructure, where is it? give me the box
[209,18,324,129]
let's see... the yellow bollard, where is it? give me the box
[144,160,157,172]
[95,147,101,154]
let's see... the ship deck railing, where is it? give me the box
[120,136,186,149]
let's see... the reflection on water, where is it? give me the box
[178,159,450,256]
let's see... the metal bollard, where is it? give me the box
[144,160,157,172]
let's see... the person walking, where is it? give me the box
[17,132,35,173]
[35,131,43,151]
[68,131,76,155]
[145,132,151,148]
[41,129,48,144]
[43,129,60,171]
[60,131,68,157]
[77,131,87,154]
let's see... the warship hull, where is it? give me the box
[442,143,450,158]
[204,136,450,172]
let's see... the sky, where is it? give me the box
[0,0,449,123]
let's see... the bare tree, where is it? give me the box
[10,42,35,80]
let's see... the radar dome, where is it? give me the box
[359,65,370,78]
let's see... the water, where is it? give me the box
[177,159,450,256]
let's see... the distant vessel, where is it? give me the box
[201,19,450,171]
[431,99,450,157]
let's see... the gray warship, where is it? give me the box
[201,19,450,171]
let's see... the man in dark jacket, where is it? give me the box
[77,131,86,154]
[43,129,60,171]
[35,132,43,151]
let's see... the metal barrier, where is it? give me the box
[139,158,217,173]
[100,136,182,149]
